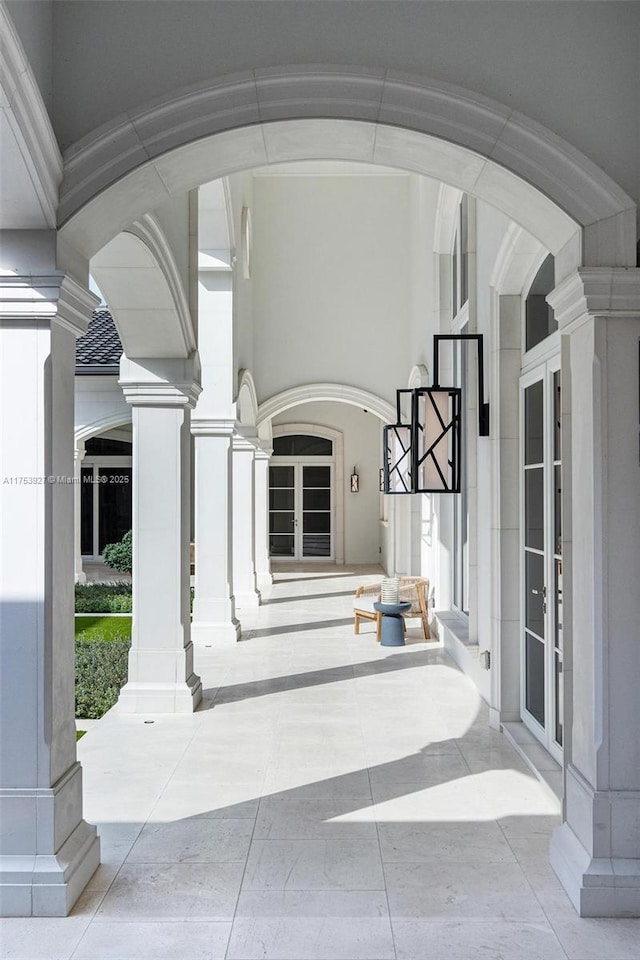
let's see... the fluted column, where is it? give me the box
[0,267,100,916]
[117,356,202,713]
[254,445,273,594]
[548,268,640,917]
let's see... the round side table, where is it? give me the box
[374,601,411,647]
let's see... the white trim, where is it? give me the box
[258,383,394,427]
[271,423,345,565]
[0,4,62,228]
[58,68,636,265]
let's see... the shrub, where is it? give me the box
[102,529,133,575]
[75,637,130,719]
[75,581,132,613]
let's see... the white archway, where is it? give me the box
[258,382,395,427]
[58,68,636,273]
[272,422,346,564]
[90,223,195,359]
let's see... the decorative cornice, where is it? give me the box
[0,3,62,228]
[58,276,100,336]
[120,382,202,408]
[548,268,640,330]
[0,273,97,335]
[119,355,202,408]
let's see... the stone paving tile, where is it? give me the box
[12,567,624,959]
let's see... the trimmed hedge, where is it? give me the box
[75,581,132,613]
[103,529,132,575]
[75,637,130,719]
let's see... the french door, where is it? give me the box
[520,359,563,761]
[269,460,333,560]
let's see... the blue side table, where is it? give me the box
[374,601,411,647]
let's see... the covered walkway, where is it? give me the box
[3,569,639,959]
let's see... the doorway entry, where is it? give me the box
[269,434,334,561]
[520,359,563,761]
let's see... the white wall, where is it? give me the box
[75,376,130,439]
[252,173,411,406]
[47,1,640,210]
[271,401,382,565]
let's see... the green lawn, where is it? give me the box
[74,615,132,642]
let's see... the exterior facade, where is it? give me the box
[1,0,639,922]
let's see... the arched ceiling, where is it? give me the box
[58,68,636,272]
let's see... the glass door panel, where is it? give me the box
[521,364,562,760]
[302,465,331,558]
[269,456,333,561]
[269,465,295,557]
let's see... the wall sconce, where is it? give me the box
[350,467,359,493]
[383,334,489,495]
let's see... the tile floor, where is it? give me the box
[3,566,640,960]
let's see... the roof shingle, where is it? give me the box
[76,308,122,372]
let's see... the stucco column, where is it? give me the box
[74,440,87,583]
[489,294,522,728]
[0,271,100,916]
[118,356,202,713]
[232,434,261,610]
[191,420,241,644]
[548,269,640,917]
[254,445,273,593]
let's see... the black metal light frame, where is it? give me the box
[383,334,489,495]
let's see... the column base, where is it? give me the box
[234,589,261,611]
[192,619,241,645]
[551,822,640,917]
[0,819,99,917]
[74,571,87,584]
[118,673,202,714]
[256,572,273,593]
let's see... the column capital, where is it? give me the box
[119,355,202,408]
[0,274,99,337]
[191,418,236,437]
[74,439,86,461]
[254,445,272,462]
[232,429,259,453]
[548,267,640,330]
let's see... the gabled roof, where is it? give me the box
[76,308,122,374]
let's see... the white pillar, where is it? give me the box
[191,420,241,644]
[548,269,640,917]
[74,440,87,583]
[118,357,202,713]
[254,446,273,593]
[489,294,522,728]
[232,434,261,610]
[0,270,100,916]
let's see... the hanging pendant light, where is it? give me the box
[382,335,489,495]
